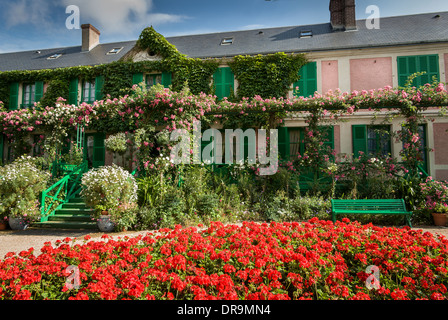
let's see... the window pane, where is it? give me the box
[30,84,35,103]
[368,126,391,157]
[289,128,301,158]
[24,84,30,104]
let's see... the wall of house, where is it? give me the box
[308,43,448,93]
[349,57,393,92]
[321,60,339,93]
[433,122,448,180]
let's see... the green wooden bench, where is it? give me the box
[331,199,412,227]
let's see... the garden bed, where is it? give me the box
[0,218,447,300]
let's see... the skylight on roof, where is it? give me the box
[299,30,313,38]
[47,53,62,60]
[221,38,234,45]
[107,47,124,55]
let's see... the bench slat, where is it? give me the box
[331,199,412,227]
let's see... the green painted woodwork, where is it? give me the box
[293,61,317,98]
[9,82,19,110]
[213,67,234,100]
[352,125,368,158]
[397,54,440,87]
[331,199,412,227]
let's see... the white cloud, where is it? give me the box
[240,24,267,30]
[62,0,188,35]
[3,0,54,28]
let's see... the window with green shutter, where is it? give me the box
[9,82,19,110]
[397,54,439,87]
[95,75,104,101]
[278,127,290,161]
[278,126,334,161]
[81,80,96,104]
[353,125,392,158]
[84,133,105,168]
[132,73,144,87]
[21,83,35,108]
[161,72,172,88]
[146,74,162,87]
[293,61,317,98]
[68,78,79,105]
[20,81,44,108]
[352,125,368,158]
[367,125,391,157]
[213,67,234,100]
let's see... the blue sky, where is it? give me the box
[1,0,448,53]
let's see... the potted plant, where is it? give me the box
[431,203,448,226]
[7,202,41,230]
[419,177,448,226]
[0,157,49,230]
[94,204,115,232]
[0,217,8,230]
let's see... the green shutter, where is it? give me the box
[161,72,172,88]
[93,132,105,168]
[94,75,104,101]
[68,78,79,105]
[293,62,317,97]
[278,127,290,161]
[213,67,234,100]
[34,81,44,103]
[352,125,367,158]
[132,73,144,86]
[9,82,19,110]
[398,55,439,87]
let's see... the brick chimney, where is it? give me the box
[329,0,357,31]
[81,24,100,51]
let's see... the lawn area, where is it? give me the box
[1,218,447,300]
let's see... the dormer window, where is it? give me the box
[107,47,123,55]
[299,30,313,38]
[47,53,62,60]
[221,37,234,45]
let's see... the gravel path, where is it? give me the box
[0,224,447,260]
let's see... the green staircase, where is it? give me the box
[34,197,97,230]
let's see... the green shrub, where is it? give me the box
[0,156,50,223]
[136,186,187,230]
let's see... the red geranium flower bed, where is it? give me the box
[1,218,447,300]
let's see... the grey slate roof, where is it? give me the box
[1,11,447,72]
[0,41,136,72]
[167,11,448,58]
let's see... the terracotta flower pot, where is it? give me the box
[0,221,7,230]
[432,212,448,226]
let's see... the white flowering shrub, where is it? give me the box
[105,132,128,154]
[80,164,138,214]
[0,156,50,222]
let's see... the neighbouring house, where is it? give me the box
[1,0,448,180]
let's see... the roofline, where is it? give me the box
[164,10,448,39]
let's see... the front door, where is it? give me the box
[84,133,105,168]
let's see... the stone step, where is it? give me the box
[33,220,97,230]
[55,208,94,215]
[48,214,93,222]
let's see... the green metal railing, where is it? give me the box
[40,161,88,222]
